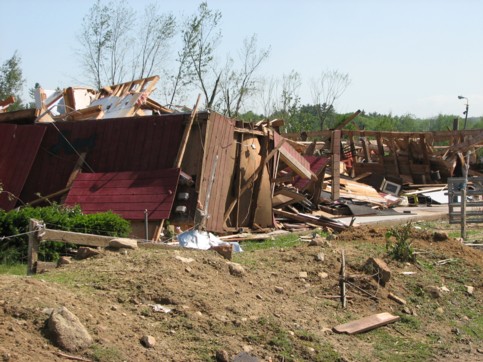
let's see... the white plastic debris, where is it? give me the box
[177,229,242,252]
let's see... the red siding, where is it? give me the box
[292,156,330,190]
[64,168,180,220]
[0,124,46,209]
[20,115,185,205]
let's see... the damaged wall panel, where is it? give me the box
[0,125,46,209]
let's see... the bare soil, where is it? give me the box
[0,221,482,361]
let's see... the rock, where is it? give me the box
[175,255,194,263]
[432,231,449,242]
[58,256,72,266]
[436,307,444,314]
[47,307,93,352]
[274,286,284,294]
[76,247,101,260]
[215,349,230,362]
[109,238,138,250]
[309,235,330,247]
[425,286,442,299]
[141,335,156,348]
[365,257,391,286]
[315,252,325,262]
[256,294,263,300]
[298,271,308,279]
[228,262,246,277]
[466,285,474,295]
[210,244,233,260]
[318,272,329,280]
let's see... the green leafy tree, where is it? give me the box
[0,51,25,110]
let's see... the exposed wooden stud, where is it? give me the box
[331,130,341,201]
[174,94,201,169]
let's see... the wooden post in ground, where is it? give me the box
[331,130,341,201]
[27,219,41,275]
[340,249,347,308]
[461,188,467,240]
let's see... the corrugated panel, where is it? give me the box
[0,124,46,209]
[292,156,330,190]
[64,168,180,220]
[20,115,185,204]
[198,112,237,233]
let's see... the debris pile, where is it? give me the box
[0,76,482,240]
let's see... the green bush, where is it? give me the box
[0,204,131,264]
[385,222,416,262]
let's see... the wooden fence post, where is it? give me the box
[27,219,41,275]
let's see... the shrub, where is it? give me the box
[385,222,415,262]
[0,204,131,263]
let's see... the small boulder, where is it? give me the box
[109,238,138,250]
[365,257,391,286]
[58,256,72,266]
[228,262,246,277]
[315,252,325,262]
[141,335,156,348]
[47,307,93,352]
[76,247,101,260]
[466,285,474,296]
[274,286,284,294]
[432,232,449,242]
[215,349,230,362]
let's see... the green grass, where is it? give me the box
[90,344,125,362]
[0,263,27,275]
[240,233,303,252]
[358,328,432,361]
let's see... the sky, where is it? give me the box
[1,0,482,119]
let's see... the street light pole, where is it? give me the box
[458,95,469,129]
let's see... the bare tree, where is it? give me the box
[79,0,112,89]
[167,2,223,109]
[134,4,176,79]
[107,1,135,84]
[311,69,351,130]
[219,34,270,117]
[277,70,302,131]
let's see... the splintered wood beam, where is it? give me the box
[335,109,361,130]
[331,130,341,201]
[174,94,201,169]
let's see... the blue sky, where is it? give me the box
[1,0,482,118]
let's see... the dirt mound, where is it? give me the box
[0,224,482,361]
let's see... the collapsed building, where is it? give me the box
[0,76,482,239]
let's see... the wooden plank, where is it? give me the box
[273,209,347,231]
[333,312,400,334]
[331,130,341,201]
[174,94,201,168]
[41,228,113,247]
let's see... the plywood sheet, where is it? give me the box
[333,312,400,334]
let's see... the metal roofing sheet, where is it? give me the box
[0,124,46,209]
[292,156,330,190]
[20,115,185,205]
[64,168,181,220]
